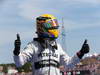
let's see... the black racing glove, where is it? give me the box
[77,39,90,59]
[13,34,21,56]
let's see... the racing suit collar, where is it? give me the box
[33,38,58,51]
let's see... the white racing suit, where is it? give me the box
[14,40,80,75]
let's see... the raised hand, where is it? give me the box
[80,39,90,54]
[77,39,90,59]
[13,34,21,55]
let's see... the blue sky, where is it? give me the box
[0,0,100,64]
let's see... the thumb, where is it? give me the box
[17,33,20,41]
[83,39,87,45]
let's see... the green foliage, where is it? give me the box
[17,63,32,72]
[0,63,32,73]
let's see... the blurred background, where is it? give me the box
[0,0,100,75]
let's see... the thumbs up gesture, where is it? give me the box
[13,34,21,55]
[80,39,89,54]
[77,39,90,59]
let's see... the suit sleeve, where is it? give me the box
[13,42,35,67]
[59,44,80,70]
